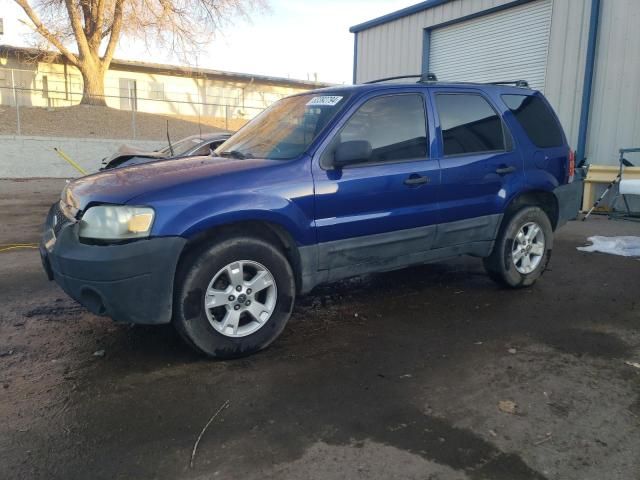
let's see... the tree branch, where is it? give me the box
[101,0,124,66]
[14,0,79,66]
[94,0,106,45]
[64,0,91,58]
[80,0,92,38]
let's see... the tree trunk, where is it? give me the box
[80,66,107,106]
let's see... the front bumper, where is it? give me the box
[40,205,186,324]
[554,179,583,229]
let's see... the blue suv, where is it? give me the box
[40,80,581,358]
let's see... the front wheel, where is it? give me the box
[483,206,553,288]
[173,236,296,358]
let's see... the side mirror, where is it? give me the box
[333,140,372,168]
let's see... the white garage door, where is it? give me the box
[429,0,553,91]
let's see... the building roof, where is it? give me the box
[350,0,451,33]
[0,44,333,89]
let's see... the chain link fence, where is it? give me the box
[0,67,271,141]
[0,66,316,177]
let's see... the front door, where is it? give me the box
[312,91,440,279]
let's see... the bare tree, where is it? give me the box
[14,0,265,105]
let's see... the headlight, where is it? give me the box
[79,205,155,240]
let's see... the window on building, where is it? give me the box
[502,94,564,148]
[436,94,505,156]
[149,82,165,101]
[258,92,285,108]
[119,78,137,111]
[69,75,83,99]
[42,75,49,98]
[330,94,428,165]
[206,86,241,106]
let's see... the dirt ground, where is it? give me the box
[0,105,244,141]
[1,178,639,480]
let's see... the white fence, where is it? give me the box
[0,135,160,178]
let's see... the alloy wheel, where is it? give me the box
[512,222,545,274]
[204,260,277,337]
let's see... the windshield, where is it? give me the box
[216,93,350,160]
[158,137,201,156]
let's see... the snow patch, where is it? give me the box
[577,236,640,257]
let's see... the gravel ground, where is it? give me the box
[1,178,639,480]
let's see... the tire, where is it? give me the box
[483,206,553,288]
[173,236,296,359]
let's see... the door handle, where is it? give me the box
[404,175,429,186]
[495,166,517,175]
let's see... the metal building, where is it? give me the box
[351,0,640,166]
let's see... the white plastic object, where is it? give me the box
[619,179,640,195]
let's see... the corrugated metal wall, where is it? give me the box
[587,0,640,165]
[355,0,593,158]
[355,0,640,165]
[355,0,514,84]
[543,0,591,155]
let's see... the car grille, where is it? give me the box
[50,201,75,235]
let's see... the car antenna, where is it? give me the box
[166,120,174,156]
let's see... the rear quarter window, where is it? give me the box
[502,94,564,148]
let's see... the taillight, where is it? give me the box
[568,149,575,183]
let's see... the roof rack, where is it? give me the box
[362,75,529,88]
[363,73,438,84]
[486,80,530,88]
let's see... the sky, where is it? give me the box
[0,0,417,84]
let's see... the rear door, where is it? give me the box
[312,90,440,278]
[429,88,523,247]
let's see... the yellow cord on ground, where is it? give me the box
[54,148,87,175]
[0,243,39,253]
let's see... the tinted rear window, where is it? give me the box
[502,94,564,148]
[436,94,505,156]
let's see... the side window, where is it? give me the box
[326,94,428,166]
[436,94,505,156]
[502,94,564,148]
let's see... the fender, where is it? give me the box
[523,166,562,193]
[155,192,316,246]
[488,170,528,214]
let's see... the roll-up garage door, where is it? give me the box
[428,0,552,91]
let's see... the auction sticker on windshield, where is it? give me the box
[306,96,343,106]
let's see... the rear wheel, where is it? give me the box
[173,236,295,358]
[483,206,553,288]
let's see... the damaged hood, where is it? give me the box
[102,144,166,163]
[63,155,271,211]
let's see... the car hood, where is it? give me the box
[103,144,166,163]
[63,155,271,211]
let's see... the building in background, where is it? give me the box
[351,0,640,166]
[0,45,330,178]
[0,44,329,125]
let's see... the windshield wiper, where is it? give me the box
[218,150,253,159]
